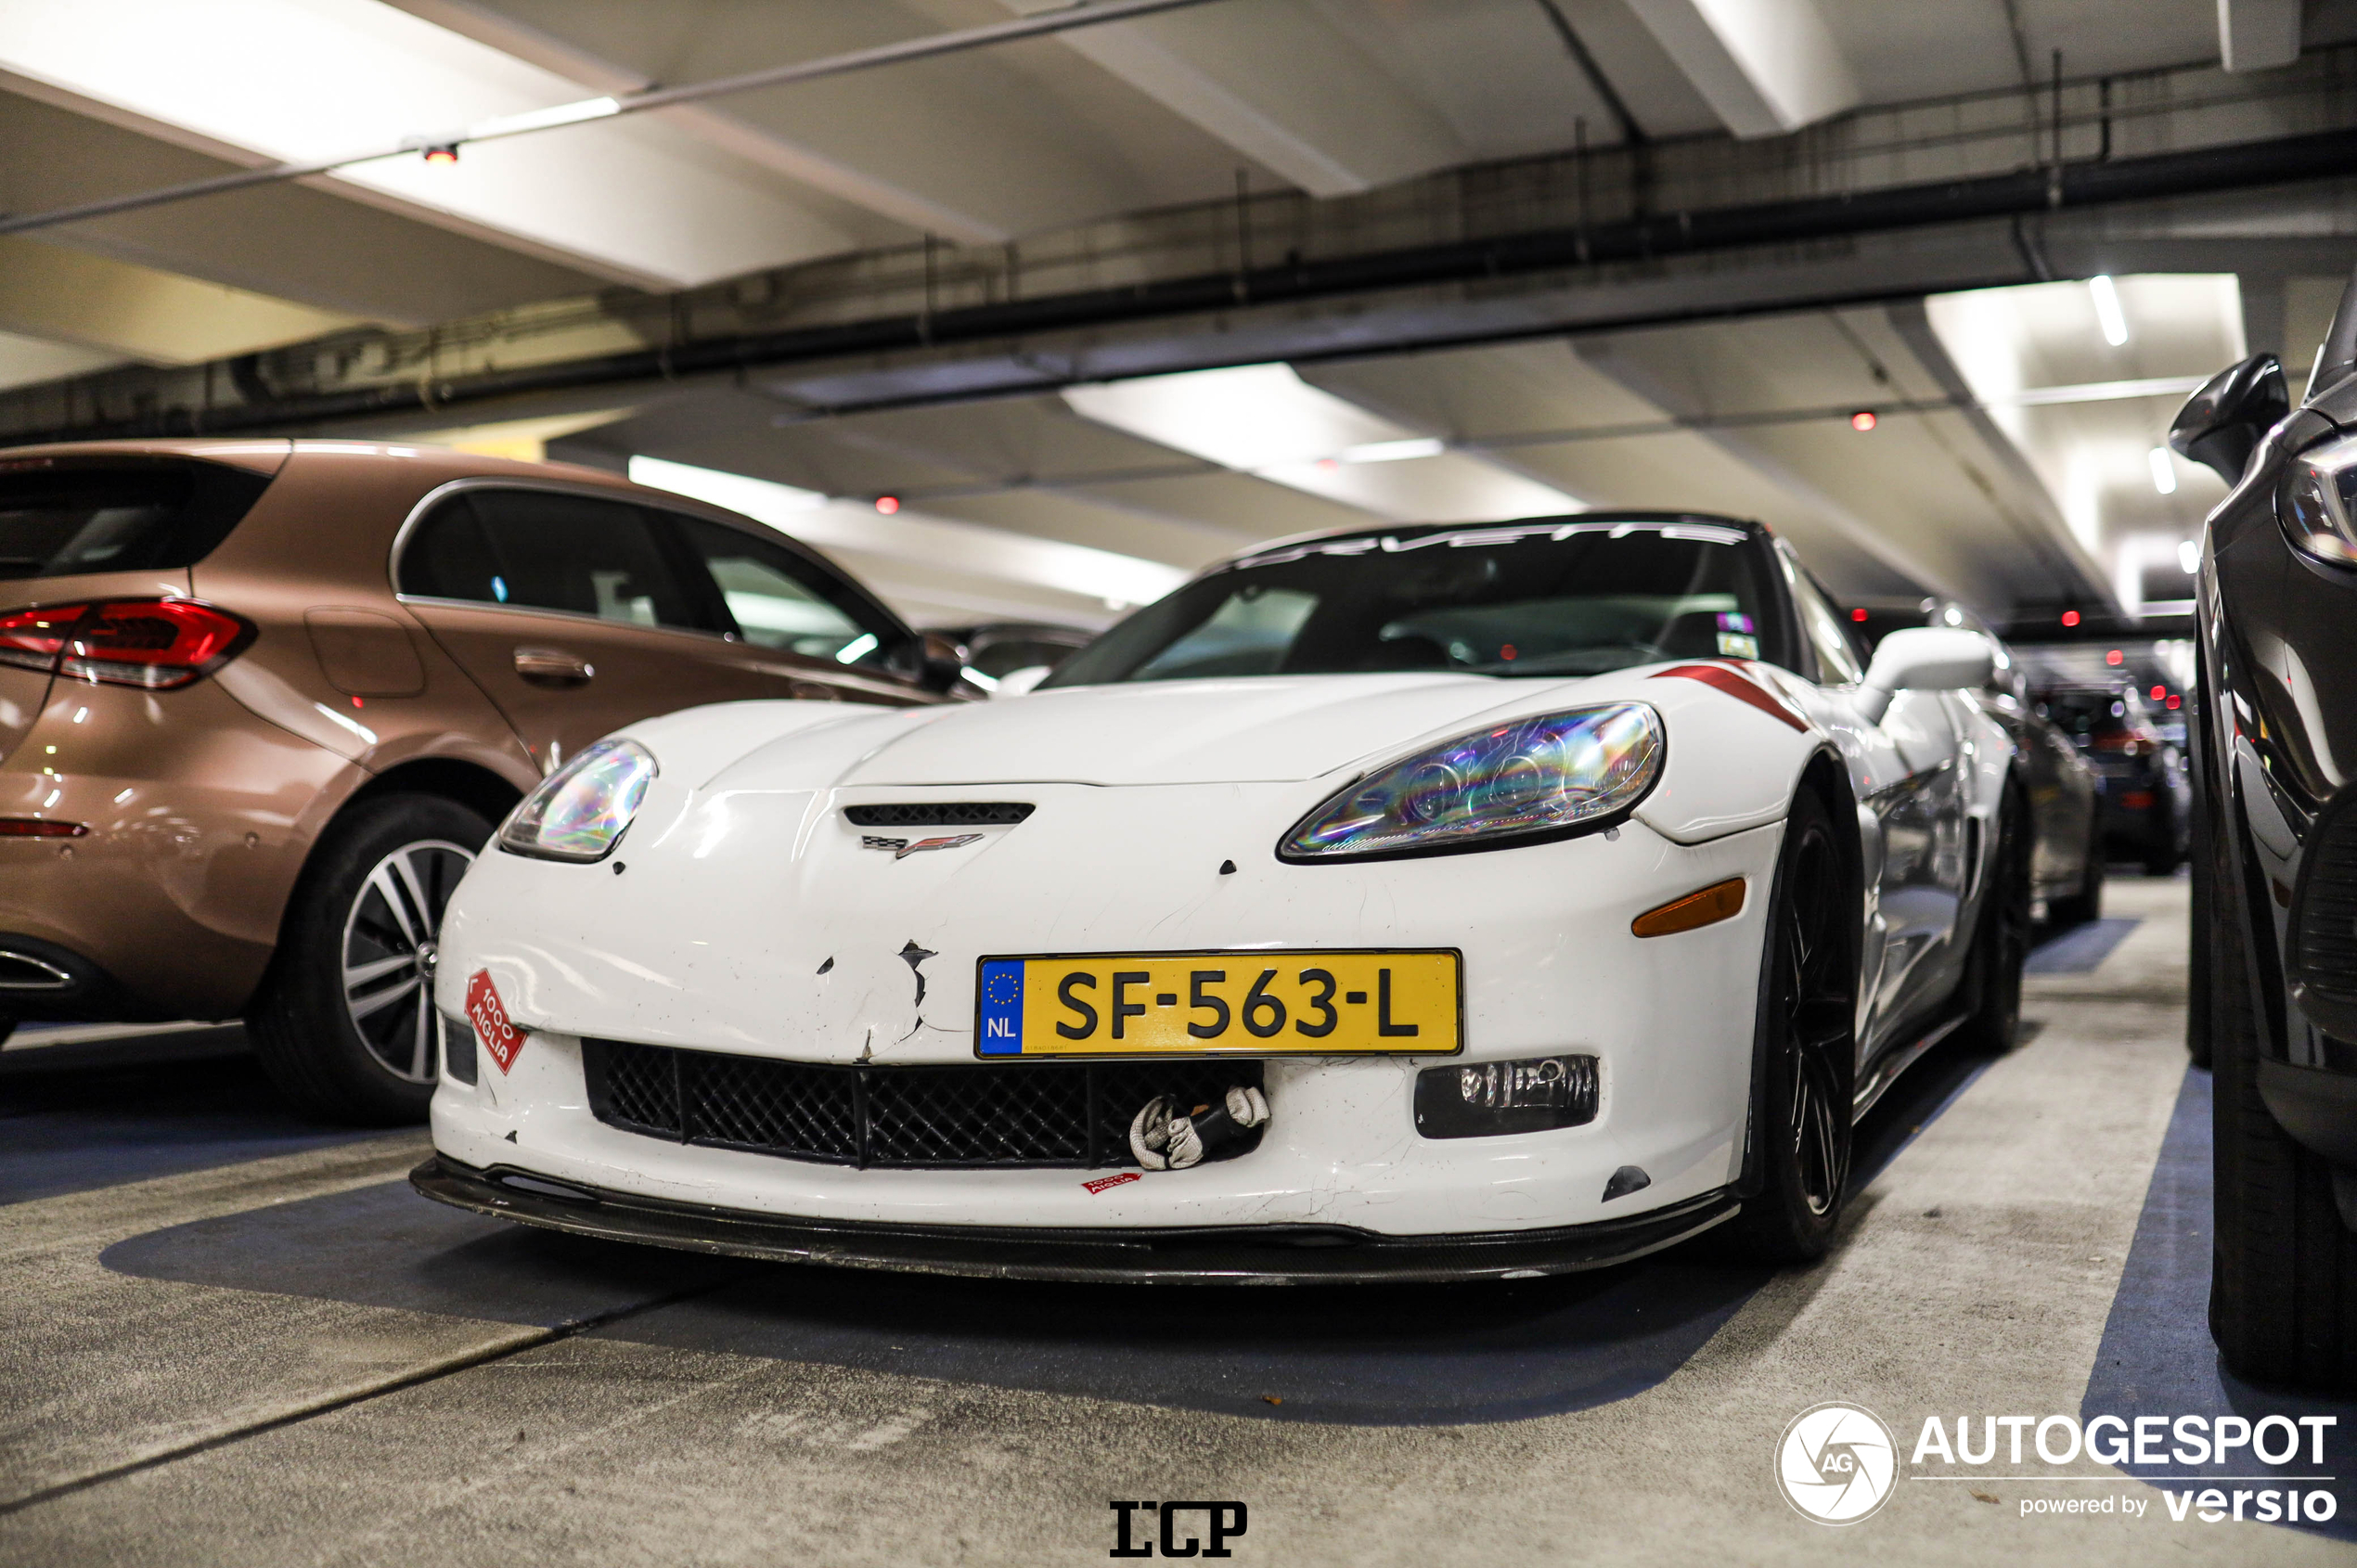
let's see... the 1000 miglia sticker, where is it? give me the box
[465,970,528,1073]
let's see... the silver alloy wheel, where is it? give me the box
[341,838,476,1082]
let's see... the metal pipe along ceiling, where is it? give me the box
[16,122,2357,445]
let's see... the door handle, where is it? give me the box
[513,647,594,687]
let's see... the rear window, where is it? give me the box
[0,462,272,581]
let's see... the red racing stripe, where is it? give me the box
[1648,662,1809,732]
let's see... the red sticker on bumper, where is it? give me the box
[1083,1172,1141,1195]
[465,970,528,1074]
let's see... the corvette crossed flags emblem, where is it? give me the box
[861,833,985,860]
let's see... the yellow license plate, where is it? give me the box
[973,949,1462,1058]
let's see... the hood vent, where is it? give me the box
[843,803,1035,828]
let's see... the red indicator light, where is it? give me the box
[423,145,458,166]
[2150,685,2165,700]
[0,818,88,838]
[2061,609,2080,627]
[875,495,900,514]
[352,695,366,709]
[1500,643,1518,661]
[1849,608,1868,623]
[2167,695,2182,709]
[2106,649,2123,666]
[1849,410,1877,431]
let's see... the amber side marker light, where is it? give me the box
[1632,877,1745,937]
[0,818,88,838]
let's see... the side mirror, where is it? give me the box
[1858,627,1994,723]
[991,665,1052,700]
[2170,353,2287,484]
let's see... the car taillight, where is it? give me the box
[0,605,80,675]
[0,599,251,689]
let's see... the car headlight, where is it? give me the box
[497,739,657,862]
[2279,432,2357,566]
[1280,702,1664,862]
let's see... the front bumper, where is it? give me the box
[411,1153,1739,1284]
[432,788,1782,1241]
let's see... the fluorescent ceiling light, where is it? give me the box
[1924,276,2245,606]
[2090,276,2129,347]
[2178,539,2200,573]
[1340,437,1446,464]
[2148,446,2177,495]
[465,96,621,141]
[631,455,829,517]
[1063,364,1400,470]
[628,456,1188,609]
[1062,363,1582,522]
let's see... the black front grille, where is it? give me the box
[2295,793,2357,997]
[842,803,1035,828]
[583,1038,1262,1169]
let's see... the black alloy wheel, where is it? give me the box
[1728,790,1858,1261]
[1958,783,2032,1056]
[250,794,495,1125]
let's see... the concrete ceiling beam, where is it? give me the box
[1002,0,1464,197]
[2218,0,2302,71]
[1619,0,1859,138]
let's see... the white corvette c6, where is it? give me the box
[415,513,2026,1282]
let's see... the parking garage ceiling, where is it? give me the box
[3,0,2354,625]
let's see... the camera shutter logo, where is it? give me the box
[1775,1403,1898,1524]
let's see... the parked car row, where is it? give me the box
[2033,685,2190,877]
[1852,604,2106,926]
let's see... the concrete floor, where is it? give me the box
[3,875,2351,1565]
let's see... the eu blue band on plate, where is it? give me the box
[977,959,1024,1056]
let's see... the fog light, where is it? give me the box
[442,1014,478,1086]
[1414,1054,1599,1138]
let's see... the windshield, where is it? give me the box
[1047,518,1791,687]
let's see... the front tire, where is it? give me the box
[1957,783,2031,1056]
[1727,790,1859,1262]
[2209,851,2357,1392]
[249,794,491,1125]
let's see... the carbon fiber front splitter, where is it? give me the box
[410,1154,1740,1286]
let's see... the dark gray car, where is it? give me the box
[2174,263,2357,1392]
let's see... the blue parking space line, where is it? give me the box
[2080,1067,2357,1541]
[2026,919,2142,974]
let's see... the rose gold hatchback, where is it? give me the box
[0,440,960,1121]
